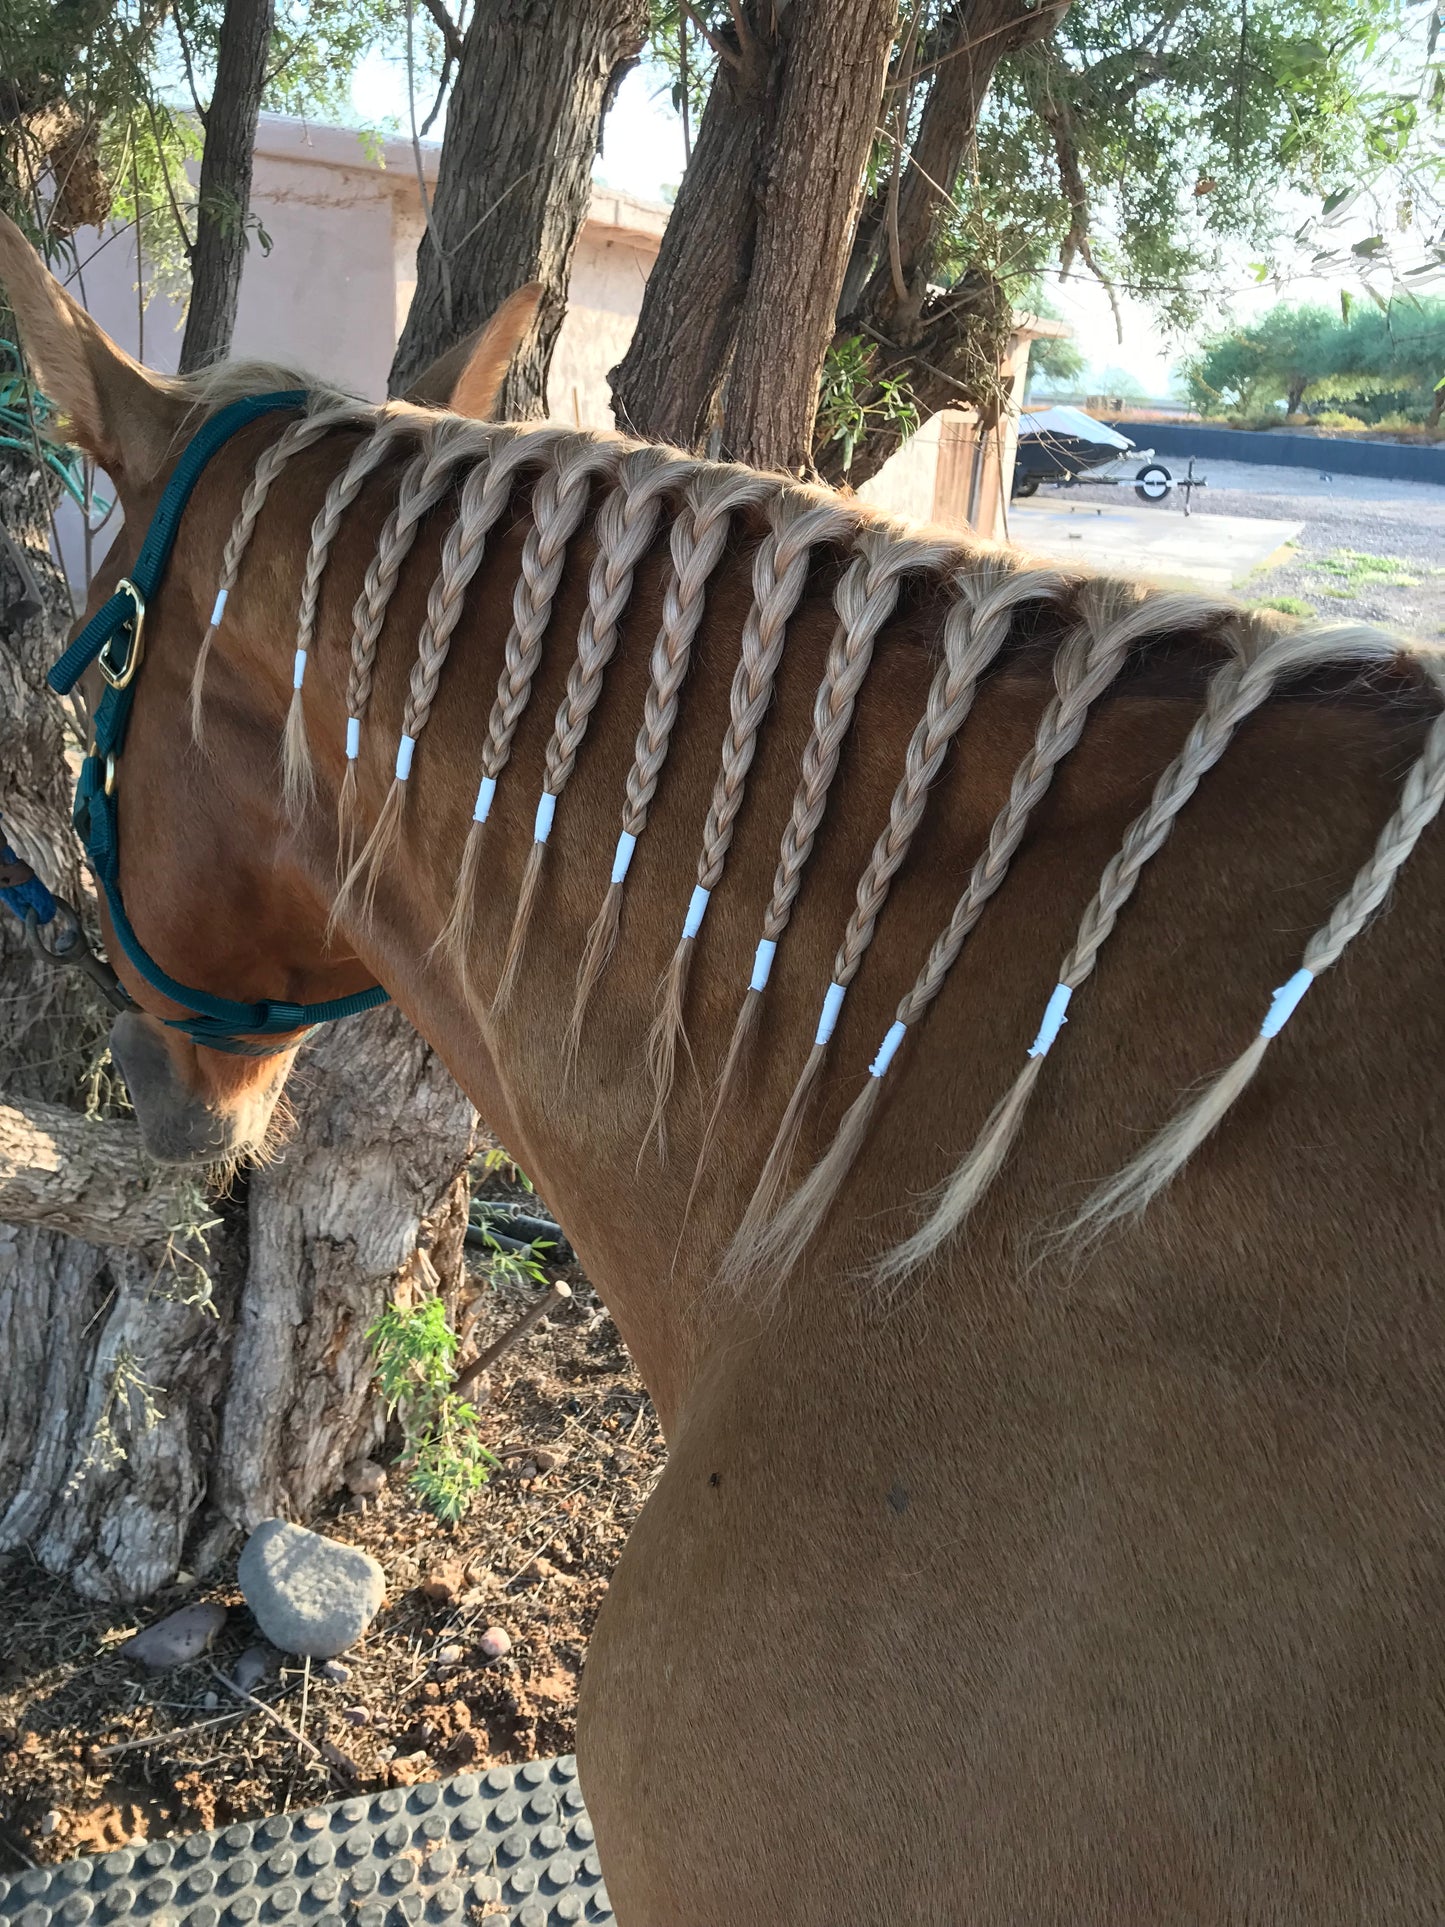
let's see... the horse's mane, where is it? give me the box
[184,379,1445,1284]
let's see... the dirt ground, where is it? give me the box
[0,1177,664,1876]
[1195,459,1445,639]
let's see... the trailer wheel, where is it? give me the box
[1135,463,1171,502]
[1011,475,1039,499]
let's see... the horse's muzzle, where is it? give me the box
[110,1008,245,1163]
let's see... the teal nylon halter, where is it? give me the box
[47,390,390,1055]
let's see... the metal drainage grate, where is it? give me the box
[0,1756,612,1925]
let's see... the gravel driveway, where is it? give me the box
[1180,458,1445,638]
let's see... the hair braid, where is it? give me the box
[282,407,419,816]
[191,399,377,739]
[688,528,958,1204]
[421,428,573,971]
[719,563,1071,1280]
[763,584,1241,1283]
[495,446,695,1011]
[642,493,859,1157]
[567,466,779,1056]
[1072,649,1445,1233]
[477,438,624,792]
[336,428,562,940]
[333,417,487,887]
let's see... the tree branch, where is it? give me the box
[682,1,742,70]
[418,0,466,67]
[0,1096,188,1247]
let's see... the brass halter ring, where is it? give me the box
[96,577,146,689]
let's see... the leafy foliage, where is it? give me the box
[817,334,920,472]
[368,1295,500,1525]
[643,0,1443,346]
[1184,295,1445,418]
[953,0,1441,332]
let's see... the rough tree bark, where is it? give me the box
[817,0,1072,485]
[389,0,648,413]
[721,0,899,472]
[609,8,784,448]
[179,0,275,374]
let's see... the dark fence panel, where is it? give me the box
[1102,422,1445,485]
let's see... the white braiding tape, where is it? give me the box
[814,981,847,1048]
[473,775,497,824]
[870,1021,907,1078]
[1260,967,1313,1039]
[1028,983,1073,1059]
[292,648,308,693]
[682,884,710,941]
[534,791,558,845]
[750,938,777,993]
[210,588,228,628]
[345,717,361,762]
[394,734,416,782]
[611,831,638,885]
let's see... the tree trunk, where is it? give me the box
[813,0,1071,488]
[720,0,899,472]
[616,0,1068,481]
[178,0,275,374]
[389,0,648,415]
[609,7,784,448]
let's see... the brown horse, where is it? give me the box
[4,215,1445,1922]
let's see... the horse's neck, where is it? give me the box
[271,503,830,1415]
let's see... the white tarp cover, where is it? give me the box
[1018,406,1135,450]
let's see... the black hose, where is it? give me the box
[467,1203,572,1260]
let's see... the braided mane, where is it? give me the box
[188,381,1445,1286]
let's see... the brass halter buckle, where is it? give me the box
[97,577,146,689]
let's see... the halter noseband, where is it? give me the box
[46,390,389,1055]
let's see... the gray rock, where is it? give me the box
[119,1601,228,1670]
[229,1643,278,1694]
[237,1519,385,1659]
[321,1658,350,1683]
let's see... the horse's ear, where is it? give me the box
[403,281,544,418]
[0,213,187,487]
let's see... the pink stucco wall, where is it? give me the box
[53,118,669,583]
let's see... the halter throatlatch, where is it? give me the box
[46,389,389,1055]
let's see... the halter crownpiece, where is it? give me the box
[47,389,389,1055]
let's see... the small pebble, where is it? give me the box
[343,1457,387,1499]
[478,1626,512,1661]
[321,1659,350,1684]
[376,1744,396,1761]
[40,1810,60,1838]
[532,1449,558,1473]
[342,1705,370,1727]
[118,1601,228,1671]
[437,1644,463,1667]
[202,1691,219,1711]
[230,1645,276,1695]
